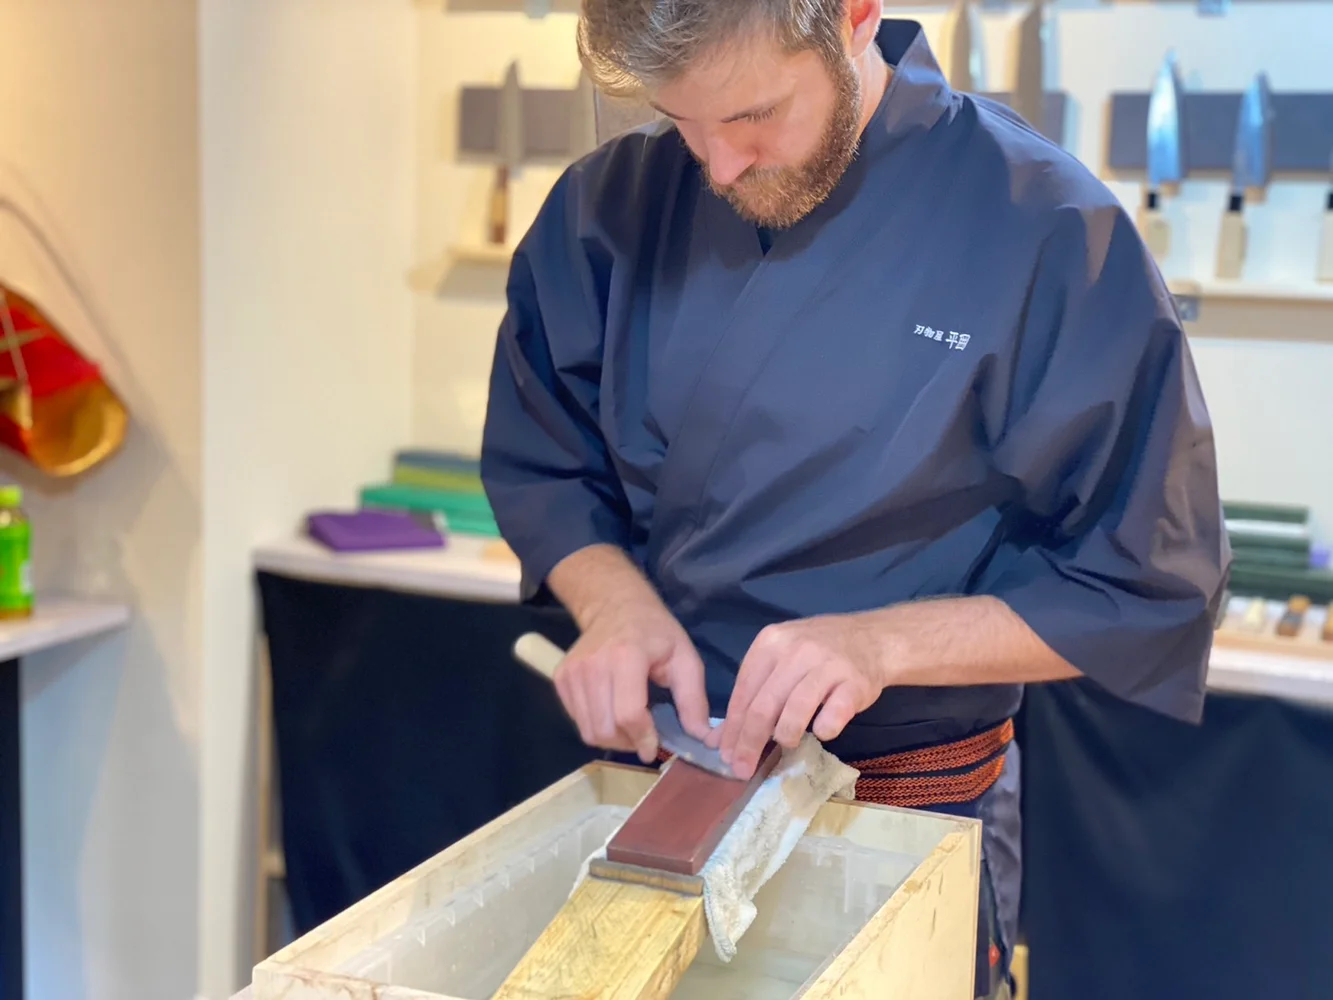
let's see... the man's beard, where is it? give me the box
[705,57,863,230]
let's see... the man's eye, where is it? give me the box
[746,107,776,122]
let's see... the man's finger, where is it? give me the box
[561,665,596,747]
[812,682,859,742]
[612,658,657,763]
[774,671,833,748]
[718,635,779,760]
[587,658,623,747]
[728,654,808,778]
[666,645,712,742]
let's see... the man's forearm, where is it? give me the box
[871,595,1082,687]
[546,544,663,629]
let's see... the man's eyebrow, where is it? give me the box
[648,100,777,122]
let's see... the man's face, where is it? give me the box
[648,33,863,229]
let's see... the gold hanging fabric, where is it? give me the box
[0,282,126,476]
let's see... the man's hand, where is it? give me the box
[545,544,712,763]
[708,596,1083,779]
[709,613,889,779]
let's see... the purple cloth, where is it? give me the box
[306,510,445,552]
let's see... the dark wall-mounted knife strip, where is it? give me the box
[1108,91,1333,174]
[459,84,1070,159]
[459,85,586,160]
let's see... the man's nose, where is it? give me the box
[703,134,756,188]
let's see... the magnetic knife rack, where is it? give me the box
[458,85,1071,158]
[1107,90,1333,176]
[458,80,598,162]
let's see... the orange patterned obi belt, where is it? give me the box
[847,718,1015,808]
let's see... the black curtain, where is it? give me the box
[1017,678,1333,1000]
[257,573,594,930]
[258,571,1333,999]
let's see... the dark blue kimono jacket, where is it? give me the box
[482,18,1228,742]
[481,18,1230,989]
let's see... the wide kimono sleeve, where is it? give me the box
[985,199,1232,724]
[480,166,633,604]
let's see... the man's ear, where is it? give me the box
[845,0,884,57]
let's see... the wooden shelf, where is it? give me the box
[254,533,521,604]
[407,243,515,295]
[1170,279,1333,306]
[1210,597,1333,709]
[0,597,130,662]
[449,243,513,265]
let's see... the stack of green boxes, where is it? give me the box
[359,450,501,538]
[1224,500,1333,603]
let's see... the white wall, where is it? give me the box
[408,3,1333,527]
[412,10,585,454]
[0,2,203,999]
[0,1,417,998]
[198,1,417,997]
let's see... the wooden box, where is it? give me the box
[251,761,982,1000]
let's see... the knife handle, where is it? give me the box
[1138,197,1171,261]
[1318,200,1333,284]
[1216,197,1247,280]
[514,631,565,681]
[488,165,510,246]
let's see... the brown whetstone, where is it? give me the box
[605,744,782,876]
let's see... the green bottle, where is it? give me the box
[0,485,32,619]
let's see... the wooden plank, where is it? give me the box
[606,744,781,876]
[801,829,981,1000]
[491,876,707,1000]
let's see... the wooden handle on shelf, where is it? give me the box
[1215,209,1247,280]
[1317,210,1333,284]
[1137,203,1171,261]
[513,631,566,680]
[488,165,510,246]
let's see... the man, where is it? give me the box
[480,1,1231,996]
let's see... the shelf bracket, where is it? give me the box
[1173,293,1201,323]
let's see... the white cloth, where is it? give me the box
[574,726,860,963]
[698,734,860,961]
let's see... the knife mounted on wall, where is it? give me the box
[940,0,982,93]
[1010,0,1046,132]
[487,61,523,247]
[1216,73,1273,280]
[1138,50,1186,262]
[1318,152,1333,284]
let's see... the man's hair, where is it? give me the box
[577,0,848,99]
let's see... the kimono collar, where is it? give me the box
[860,19,956,155]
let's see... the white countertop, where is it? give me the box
[0,596,130,662]
[251,534,1333,711]
[253,532,521,603]
[1206,644,1333,709]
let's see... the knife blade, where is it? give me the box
[1318,151,1333,284]
[488,60,523,246]
[1010,0,1046,135]
[1138,49,1186,261]
[941,0,982,93]
[1216,73,1273,280]
[512,631,740,779]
